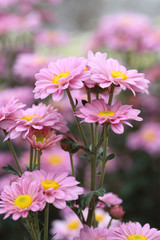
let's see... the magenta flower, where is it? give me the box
[87,51,149,95]
[23,170,83,209]
[76,99,142,134]
[33,56,89,101]
[74,225,108,240]
[26,127,63,150]
[0,175,46,220]
[97,192,123,208]
[108,222,160,240]
[6,103,68,140]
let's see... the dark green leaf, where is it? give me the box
[75,98,78,106]
[82,100,88,106]
[106,153,116,161]
[2,164,20,176]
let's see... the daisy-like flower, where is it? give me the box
[33,56,89,102]
[95,208,120,228]
[0,97,25,131]
[74,225,108,240]
[108,222,160,240]
[6,103,68,140]
[23,170,83,209]
[87,51,149,95]
[0,175,46,220]
[76,99,142,134]
[26,127,63,150]
[97,192,123,208]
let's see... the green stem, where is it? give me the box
[44,203,49,240]
[96,126,104,149]
[38,150,42,170]
[27,214,37,240]
[69,152,75,177]
[34,212,41,240]
[108,85,114,106]
[29,146,33,171]
[33,149,37,169]
[107,217,113,229]
[98,123,109,188]
[7,138,23,175]
[66,89,88,146]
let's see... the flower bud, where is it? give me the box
[109,205,125,219]
[60,133,78,153]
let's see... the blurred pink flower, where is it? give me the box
[98,192,123,208]
[0,152,14,173]
[74,225,108,240]
[0,174,18,193]
[76,99,142,134]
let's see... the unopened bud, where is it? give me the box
[109,205,125,219]
[60,133,78,153]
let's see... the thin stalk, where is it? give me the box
[96,126,104,149]
[98,123,109,188]
[33,149,37,169]
[29,146,33,171]
[34,212,41,240]
[69,152,75,177]
[38,150,42,170]
[27,214,37,240]
[7,138,23,175]
[107,217,113,229]
[66,89,88,146]
[108,85,114,106]
[44,203,49,240]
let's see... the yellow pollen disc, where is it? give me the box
[67,220,80,230]
[48,155,62,166]
[22,115,43,122]
[83,67,88,71]
[95,214,104,222]
[126,234,147,240]
[97,238,104,240]
[141,130,156,142]
[98,110,115,118]
[36,136,44,144]
[14,195,32,209]
[41,179,60,191]
[52,71,70,85]
[111,70,127,81]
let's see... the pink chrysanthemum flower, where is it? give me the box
[33,57,89,101]
[0,175,46,220]
[26,127,63,150]
[0,97,25,131]
[6,103,68,140]
[74,225,108,240]
[87,51,149,95]
[97,192,123,208]
[76,99,142,134]
[23,170,83,209]
[108,222,160,240]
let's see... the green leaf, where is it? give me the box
[82,100,88,106]
[106,153,116,161]
[75,98,78,106]
[2,164,20,176]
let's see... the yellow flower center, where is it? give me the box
[36,136,44,144]
[52,71,70,85]
[126,234,147,240]
[41,179,60,191]
[22,115,42,122]
[95,214,104,222]
[48,155,62,166]
[111,70,127,81]
[141,130,156,142]
[97,238,104,240]
[14,195,32,209]
[83,67,88,71]
[67,220,80,230]
[98,110,115,118]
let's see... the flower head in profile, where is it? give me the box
[27,127,63,150]
[74,225,108,240]
[97,192,123,208]
[0,175,45,220]
[6,103,68,140]
[76,99,142,134]
[108,222,160,240]
[33,56,89,101]
[87,51,149,95]
[23,170,83,209]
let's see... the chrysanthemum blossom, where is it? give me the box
[76,99,142,134]
[95,208,120,228]
[87,51,149,95]
[0,97,25,131]
[33,57,89,101]
[27,127,63,150]
[108,222,160,240]
[97,192,123,208]
[6,103,68,140]
[23,170,83,209]
[0,176,46,220]
[74,225,108,240]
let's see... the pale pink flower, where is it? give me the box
[23,170,83,209]
[108,222,160,240]
[6,103,68,140]
[0,97,25,131]
[76,99,142,134]
[95,208,120,228]
[33,57,89,101]
[127,122,160,155]
[97,192,123,208]
[26,127,63,150]
[0,175,46,220]
[74,225,108,240]
[87,51,149,95]
[0,174,18,193]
